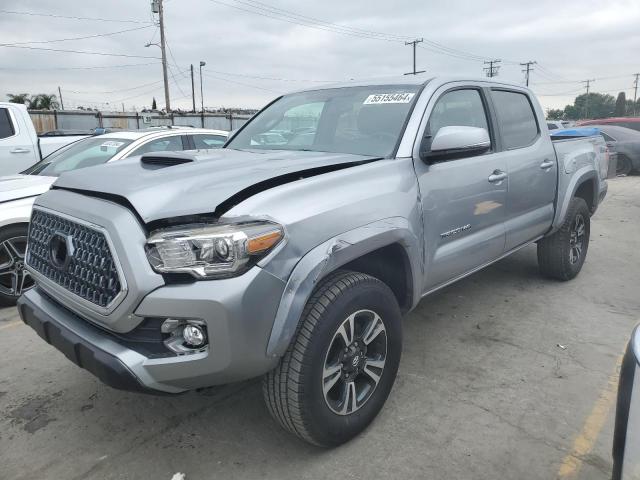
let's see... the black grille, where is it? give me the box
[26,209,123,308]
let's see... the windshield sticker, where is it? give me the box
[100,141,125,148]
[363,93,415,105]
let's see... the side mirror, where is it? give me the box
[420,126,491,162]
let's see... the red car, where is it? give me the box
[578,117,640,132]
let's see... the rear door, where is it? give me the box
[413,85,508,291]
[0,106,38,175]
[490,89,557,250]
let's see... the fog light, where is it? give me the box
[183,324,206,347]
[161,318,208,354]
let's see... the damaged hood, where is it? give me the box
[0,174,55,203]
[52,149,380,222]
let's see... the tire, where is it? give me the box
[0,224,34,307]
[616,155,632,176]
[537,197,590,281]
[263,270,402,447]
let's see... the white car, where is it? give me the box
[0,127,228,305]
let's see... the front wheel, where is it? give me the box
[0,224,34,306]
[537,197,590,281]
[263,270,402,447]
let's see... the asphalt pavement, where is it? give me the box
[1,176,639,480]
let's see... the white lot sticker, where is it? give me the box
[100,141,125,148]
[363,93,415,105]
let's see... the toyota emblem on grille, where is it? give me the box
[49,232,75,270]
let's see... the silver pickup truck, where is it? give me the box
[17,76,609,446]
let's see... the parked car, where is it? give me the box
[0,102,91,175]
[578,117,640,132]
[18,76,608,446]
[0,127,228,305]
[613,324,640,480]
[588,125,640,175]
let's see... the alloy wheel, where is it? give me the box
[569,214,586,265]
[322,309,387,415]
[0,236,34,298]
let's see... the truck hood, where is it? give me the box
[53,149,380,223]
[0,174,55,203]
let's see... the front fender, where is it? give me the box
[265,217,421,357]
[0,196,36,229]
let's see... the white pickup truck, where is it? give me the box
[0,102,89,175]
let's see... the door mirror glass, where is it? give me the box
[421,126,490,161]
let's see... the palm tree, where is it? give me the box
[29,94,60,110]
[6,93,30,105]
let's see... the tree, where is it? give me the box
[152,97,157,110]
[614,92,627,117]
[29,94,60,110]
[6,93,30,105]
[546,108,564,120]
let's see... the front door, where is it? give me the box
[413,87,507,292]
[0,106,38,175]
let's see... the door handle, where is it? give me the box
[540,159,554,170]
[10,148,30,154]
[488,170,507,183]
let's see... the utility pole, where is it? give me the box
[582,79,595,119]
[404,38,425,76]
[57,86,64,110]
[199,61,206,127]
[633,73,639,116]
[152,0,171,112]
[520,61,536,86]
[483,59,501,78]
[190,64,196,113]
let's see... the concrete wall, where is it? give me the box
[28,110,252,133]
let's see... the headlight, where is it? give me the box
[145,221,284,279]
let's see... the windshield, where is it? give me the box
[25,137,134,176]
[226,85,421,157]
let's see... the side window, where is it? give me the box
[0,108,16,139]
[547,122,558,130]
[492,90,539,149]
[129,135,184,156]
[428,89,489,138]
[600,132,615,142]
[191,134,227,149]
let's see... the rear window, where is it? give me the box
[492,90,539,149]
[0,108,15,139]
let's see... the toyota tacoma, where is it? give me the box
[18,76,609,446]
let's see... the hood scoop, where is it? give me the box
[141,153,195,168]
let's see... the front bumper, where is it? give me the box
[19,264,286,394]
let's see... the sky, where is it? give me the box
[1,0,639,113]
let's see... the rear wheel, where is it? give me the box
[616,155,632,176]
[537,197,590,281]
[0,224,34,306]
[263,270,402,447]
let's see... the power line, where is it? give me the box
[201,71,282,93]
[1,45,161,59]
[0,25,154,46]
[0,62,160,71]
[0,9,153,24]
